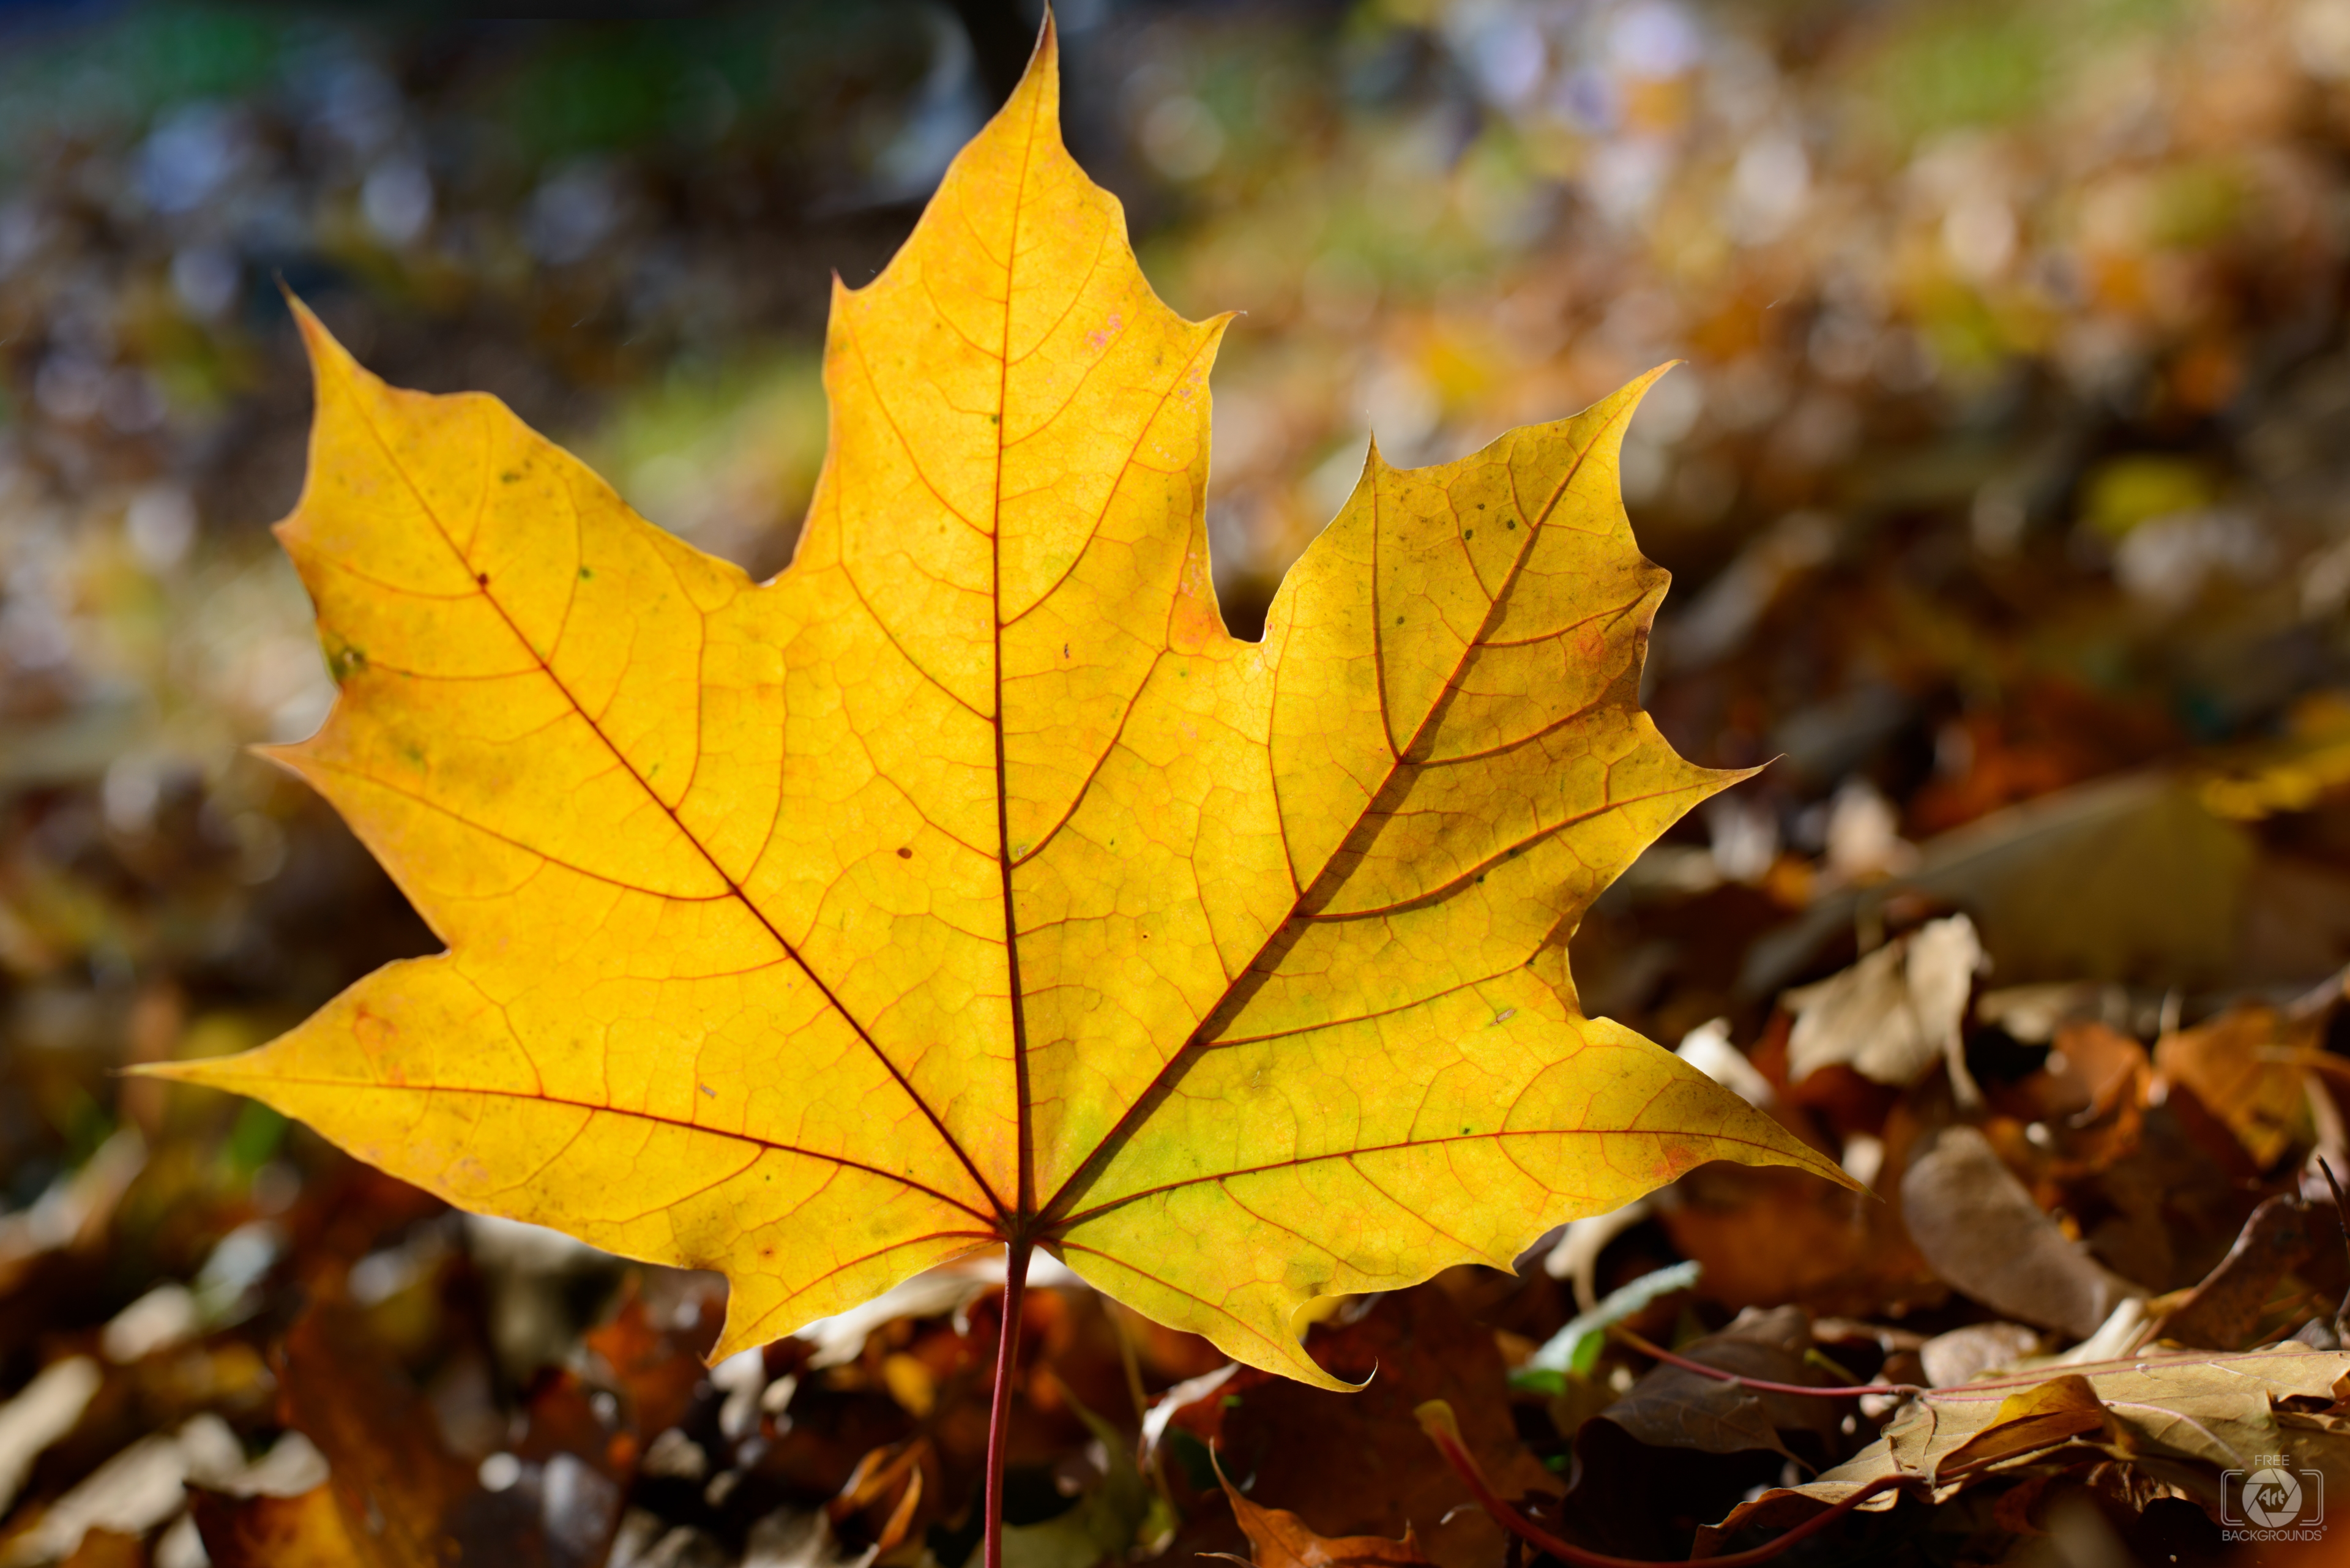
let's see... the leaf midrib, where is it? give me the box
[991,74,1046,1226]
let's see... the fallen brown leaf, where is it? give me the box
[1901,1123,2145,1336]
[2156,1192,2323,1350]
[278,1303,477,1568]
[1215,1450,1429,1568]
[582,1280,720,1441]
[1203,1286,1551,1568]
[1596,1305,1843,1465]
[2073,1097,2264,1292]
[1657,1162,1943,1320]
[2155,1004,2314,1169]
[275,1302,578,1568]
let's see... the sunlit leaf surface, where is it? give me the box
[149,23,1845,1386]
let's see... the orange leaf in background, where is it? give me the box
[583,1281,721,1438]
[185,1487,359,1568]
[271,1304,486,1568]
[2154,1003,2313,1168]
[142,20,1846,1386]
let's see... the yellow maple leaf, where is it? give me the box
[145,23,1846,1389]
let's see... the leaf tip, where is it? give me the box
[283,290,331,359]
[703,1279,783,1369]
[1278,1305,1377,1391]
[1608,360,1680,424]
[119,1052,240,1089]
[282,291,371,404]
[1007,1,1061,126]
[250,741,319,781]
[1794,1135,1871,1197]
[1691,758,1776,810]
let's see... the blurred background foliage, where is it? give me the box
[6,0,2350,1560]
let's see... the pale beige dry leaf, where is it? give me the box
[1783,914,1984,1100]
[1704,1342,2350,1540]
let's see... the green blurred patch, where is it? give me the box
[2081,455,2214,539]
[54,1082,116,1164]
[224,1099,285,1173]
[178,1010,268,1061]
[1856,0,2180,145]
[494,17,774,162]
[2147,161,2244,248]
[583,349,827,571]
[1913,276,2019,376]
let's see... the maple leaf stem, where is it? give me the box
[1415,1400,1917,1567]
[984,1236,1035,1568]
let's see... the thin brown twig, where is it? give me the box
[2316,1156,2350,1334]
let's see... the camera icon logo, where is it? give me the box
[2223,1465,2324,1534]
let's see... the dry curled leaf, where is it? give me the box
[1783,914,1985,1101]
[1702,1342,2350,1545]
[2155,1192,2323,1351]
[0,1359,102,1518]
[1596,1305,1841,1463]
[138,23,1843,1385]
[1930,1373,2110,1480]
[1918,1323,2040,1389]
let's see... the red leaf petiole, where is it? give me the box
[984,1238,1034,1568]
